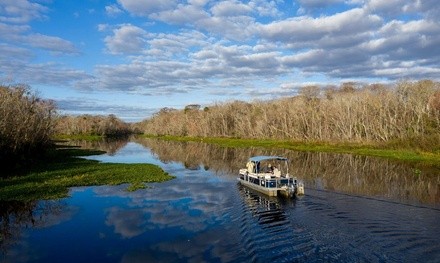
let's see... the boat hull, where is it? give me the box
[238,178,279,196]
[238,177,298,197]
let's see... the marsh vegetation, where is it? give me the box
[136,80,440,153]
[1,81,438,201]
[0,145,174,201]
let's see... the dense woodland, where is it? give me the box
[136,80,440,151]
[1,80,439,171]
[0,85,130,171]
[0,85,56,168]
[55,114,131,137]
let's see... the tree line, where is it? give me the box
[0,85,56,169]
[2,80,438,172]
[1,85,132,172]
[136,80,440,151]
[55,114,132,137]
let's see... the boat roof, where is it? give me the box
[249,156,288,162]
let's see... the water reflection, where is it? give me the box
[134,137,440,207]
[0,200,76,257]
[59,137,129,155]
[82,168,245,263]
[239,186,292,229]
[1,138,439,262]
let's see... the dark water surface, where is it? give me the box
[1,139,439,262]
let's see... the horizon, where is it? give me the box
[1,0,439,122]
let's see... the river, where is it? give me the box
[1,138,439,262]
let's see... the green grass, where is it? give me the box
[0,147,175,201]
[144,135,440,164]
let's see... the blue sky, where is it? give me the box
[1,0,439,122]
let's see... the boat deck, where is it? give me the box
[238,169,298,197]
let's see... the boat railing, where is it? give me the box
[258,175,295,189]
[240,170,297,189]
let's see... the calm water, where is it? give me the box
[1,138,439,262]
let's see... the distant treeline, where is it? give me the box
[1,85,133,172]
[55,114,132,137]
[136,80,440,151]
[0,85,56,169]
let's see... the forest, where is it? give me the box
[0,85,130,171]
[0,85,56,169]
[55,114,132,137]
[1,80,439,171]
[136,80,440,151]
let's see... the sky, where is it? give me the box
[1,0,439,122]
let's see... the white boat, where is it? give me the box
[238,156,304,197]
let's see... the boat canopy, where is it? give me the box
[248,156,288,163]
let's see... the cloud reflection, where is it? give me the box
[105,207,149,238]
[95,164,244,262]
[102,168,235,238]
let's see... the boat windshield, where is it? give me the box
[247,156,289,174]
[248,156,288,162]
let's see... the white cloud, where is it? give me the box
[0,0,48,23]
[362,0,440,20]
[0,43,31,60]
[1,0,440,120]
[365,0,403,13]
[363,19,440,58]
[0,22,29,40]
[117,0,177,16]
[188,0,210,7]
[57,97,157,122]
[26,33,78,54]
[374,66,440,79]
[146,30,209,59]
[150,4,209,25]
[0,0,80,56]
[0,59,92,86]
[83,1,440,103]
[298,0,345,9]
[97,23,109,32]
[105,4,124,17]
[147,3,258,41]
[198,15,257,40]
[104,24,149,54]
[258,8,382,45]
[210,0,253,17]
[248,0,282,17]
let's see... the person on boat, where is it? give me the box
[265,163,274,173]
[273,166,281,177]
[246,161,255,173]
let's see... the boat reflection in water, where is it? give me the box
[1,139,439,263]
[135,137,439,207]
[236,184,315,262]
[239,185,292,228]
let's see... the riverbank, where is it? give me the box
[143,135,440,165]
[0,145,175,201]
